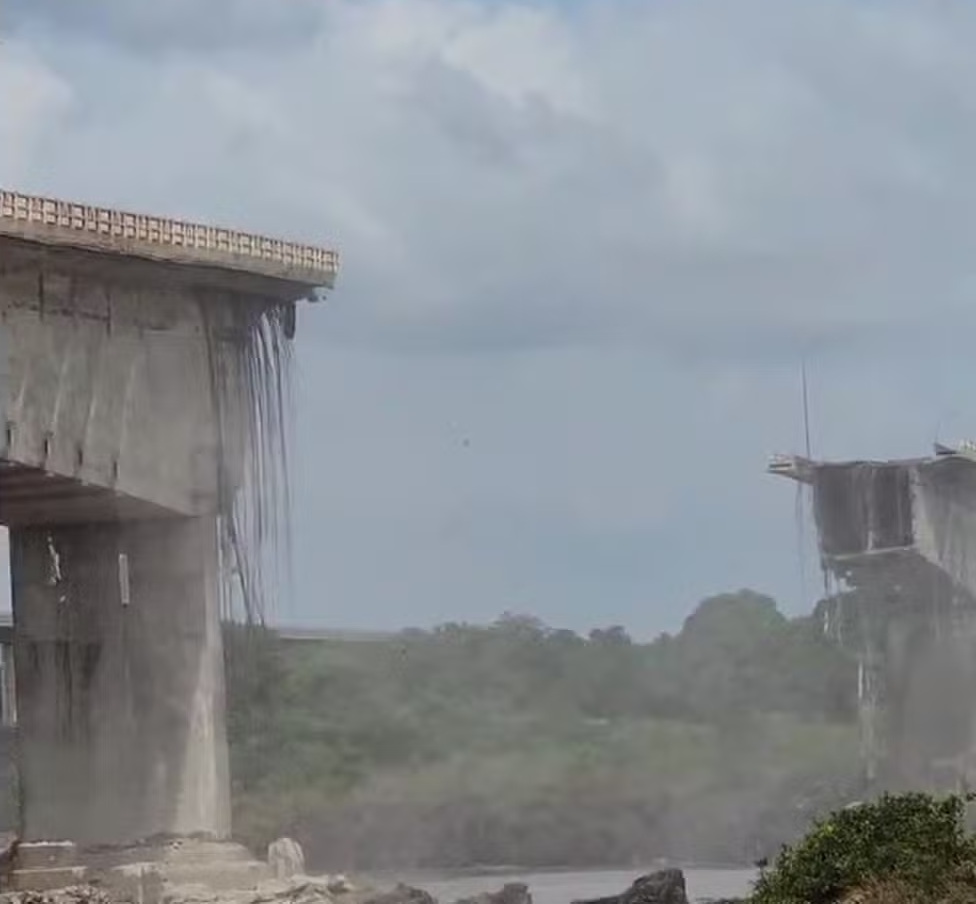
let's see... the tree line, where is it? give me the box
[224,590,863,870]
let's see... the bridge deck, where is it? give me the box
[0,190,338,292]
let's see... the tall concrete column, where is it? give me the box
[0,189,337,865]
[9,516,230,845]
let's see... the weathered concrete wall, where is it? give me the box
[879,612,976,790]
[0,258,225,518]
[812,463,914,559]
[809,459,976,792]
[0,727,18,834]
[912,461,976,598]
[9,516,230,844]
[810,458,976,597]
[0,223,298,848]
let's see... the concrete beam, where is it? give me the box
[771,449,976,599]
[1,189,338,293]
[0,463,174,528]
[0,267,223,514]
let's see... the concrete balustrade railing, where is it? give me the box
[0,189,339,284]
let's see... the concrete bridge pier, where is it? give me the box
[0,189,338,890]
[10,516,229,845]
[770,448,976,793]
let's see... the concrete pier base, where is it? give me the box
[9,516,230,846]
[9,839,270,896]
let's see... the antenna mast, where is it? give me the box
[802,358,812,460]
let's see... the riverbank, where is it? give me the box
[0,867,751,904]
[384,868,755,904]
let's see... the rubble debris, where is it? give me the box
[267,840,305,881]
[163,876,333,904]
[0,887,111,904]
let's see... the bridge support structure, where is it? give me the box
[0,190,337,885]
[10,518,227,844]
[770,447,976,792]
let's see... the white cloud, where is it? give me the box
[5,0,976,630]
[15,0,976,354]
[0,42,70,183]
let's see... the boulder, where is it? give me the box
[359,885,436,904]
[624,872,688,904]
[325,877,355,896]
[453,884,531,904]
[573,870,688,904]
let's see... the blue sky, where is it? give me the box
[3,0,976,636]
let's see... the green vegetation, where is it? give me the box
[224,590,863,870]
[753,792,976,904]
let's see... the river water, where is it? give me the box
[380,867,757,904]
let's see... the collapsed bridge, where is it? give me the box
[770,443,976,792]
[0,190,338,880]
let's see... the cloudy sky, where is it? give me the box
[3,0,976,635]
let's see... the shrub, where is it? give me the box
[752,792,976,904]
[842,879,976,904]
